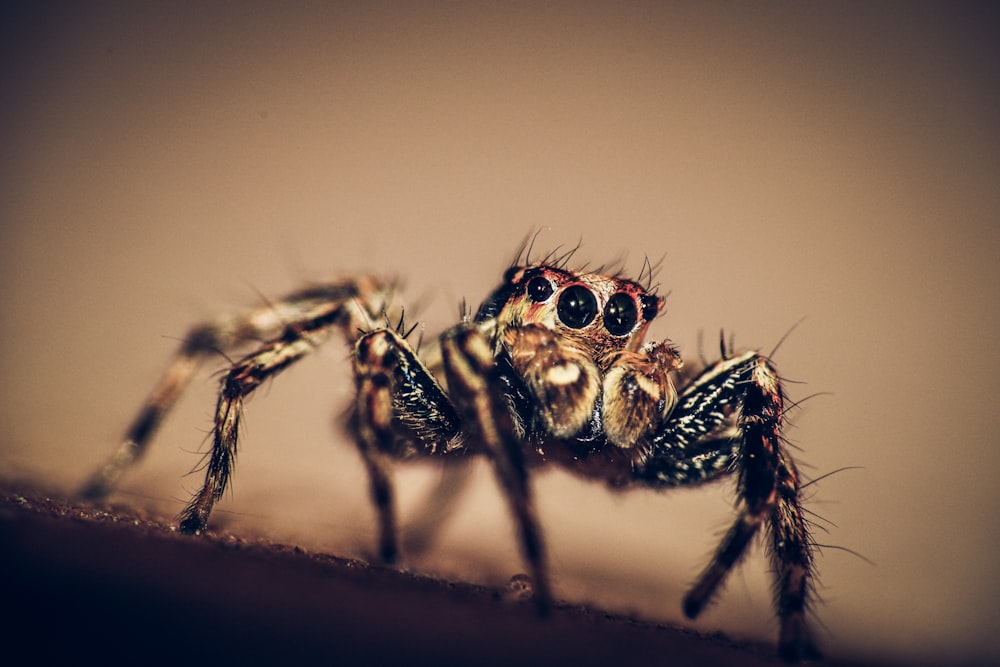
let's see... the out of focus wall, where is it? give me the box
[2,4,997,665]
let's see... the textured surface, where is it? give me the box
[2,488,870,666]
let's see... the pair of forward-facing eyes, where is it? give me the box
[518,275,659,337]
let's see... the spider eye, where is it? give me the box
[604,293,638,336]
[526,276,554,302]
[641,294,659,322]
[556,285,598,329]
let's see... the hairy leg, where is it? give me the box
[351,327,461,563]
[175,279,391,532]
[638,352,819,661]
[441,324,552,613]
[80,278,390,500]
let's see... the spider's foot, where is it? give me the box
[177,503,211,535]
[78,441,141,500]
[778,614,822,663]
[530,575,552,617]
[77,476,112,501]
[682,578,716,619]
[534,595,551,617]
[177,516,205,535]
[377,540,398,565]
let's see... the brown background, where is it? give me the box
[2,3,997,666]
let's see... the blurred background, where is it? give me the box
[2,2,997,665]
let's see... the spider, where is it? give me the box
[81,244,820,662]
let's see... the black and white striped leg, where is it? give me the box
[638,351,818,661]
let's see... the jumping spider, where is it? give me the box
[82,245,820,661]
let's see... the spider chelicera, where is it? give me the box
[81,244,820,661]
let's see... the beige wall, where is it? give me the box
[2,3,997,665]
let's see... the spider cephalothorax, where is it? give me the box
[479,264,681,451]
[82,249,821,662]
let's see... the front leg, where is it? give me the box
[638,352,819,661]
[441,324,552,614]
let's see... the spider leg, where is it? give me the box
[351,328,461,563]
[637,351,818,661]
[80,279,390,500]
[771,447,821,662]
[176,280,390,534]
[79,324,218,499]
[441,324,552,614]
[353,346,400,564]
[402,461,473,557]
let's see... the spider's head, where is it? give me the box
[476,264,663,369]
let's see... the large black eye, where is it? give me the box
[526,276,554,302]
[604,292,638,336]
[556,285,598,328]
